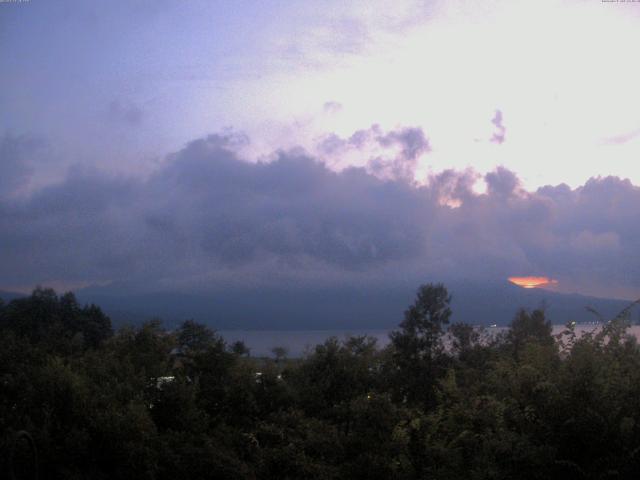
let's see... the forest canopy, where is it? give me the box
[1,284,640,480]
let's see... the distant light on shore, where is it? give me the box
[508,276,558,289]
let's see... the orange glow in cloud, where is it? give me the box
[508,276,558,289]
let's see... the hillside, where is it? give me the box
[74,281,635,330]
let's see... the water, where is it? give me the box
[218,329,391,357]
[219,324,640,358]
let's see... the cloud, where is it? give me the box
[323,101,343,114]
[1,131,639,299]
[147,135,430,270]
[485,166,520,197]
[318,125,430,181]
[0,133,45,198]
[490,109,506,144]
[377,127,430,162]
[428,168,479,207]
[570,231,620,253]
[0,134,431,290]
[107,100,143,126]
[602,128,640,146]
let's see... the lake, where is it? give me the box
[219,324,640,357]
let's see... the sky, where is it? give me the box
[1,0,640,301]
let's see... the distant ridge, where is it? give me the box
[0,290,25,303]
[447,280,634,328]
[72,280,636,331]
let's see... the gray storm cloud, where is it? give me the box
[0,134,45,198]
[1,132,639,298]
[318,125,430,181]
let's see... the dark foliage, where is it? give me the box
[1,284,640,479]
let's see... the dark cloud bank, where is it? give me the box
[1,131,639,328]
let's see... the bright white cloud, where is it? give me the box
[219,0,640,189]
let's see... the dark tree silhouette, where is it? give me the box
[389,283,452,407]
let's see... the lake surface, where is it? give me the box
[219,324,640,357]
[218,329,391,357]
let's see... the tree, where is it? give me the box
[74,302,113,349]
[177,320,217,354]
[449,322,478,355]
[290,336,380,425]
[507,308,553,359]
[0,288,112,352]
[230,340,250,357]
[271,346,288,364]
[389,283,452,407]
